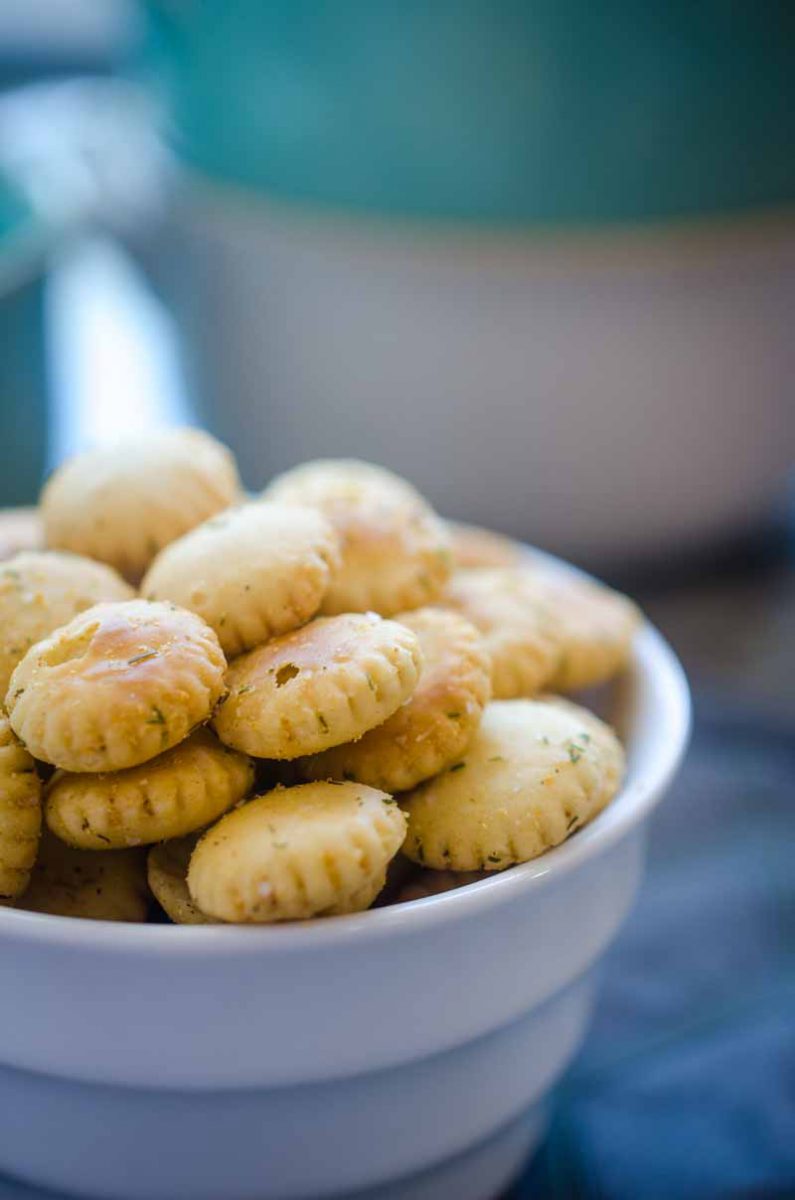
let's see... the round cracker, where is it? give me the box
[6,600,227,773]
[539,571,641,692]
[444,568,561,698]
[401,698,625,871]
[301,607,491,792]
[447,521,523,569]
[147,835,214,925]
[188,781,406,923]
[142,501,340,657]
[45,728,253,850]
[213,612,422,760]
[264,459,452,615]
[11,830,149,922]
[0,717,41,900]
[41,428,241,582]
[0,551,134,699]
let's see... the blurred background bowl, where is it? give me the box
[137,0,795,570]
[156,193,795,568]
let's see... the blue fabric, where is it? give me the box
[512,699,795,1199]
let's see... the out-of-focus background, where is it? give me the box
[0,3,792,1198]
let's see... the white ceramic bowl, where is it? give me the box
[0,556,690,1200]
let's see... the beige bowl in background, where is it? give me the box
[158,189,795,570]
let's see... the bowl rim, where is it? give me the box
[0,551,691,956]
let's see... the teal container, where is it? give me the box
[0,176,49,506]
[144,0,795,225]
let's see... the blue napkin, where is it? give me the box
[512,697,795,1199]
